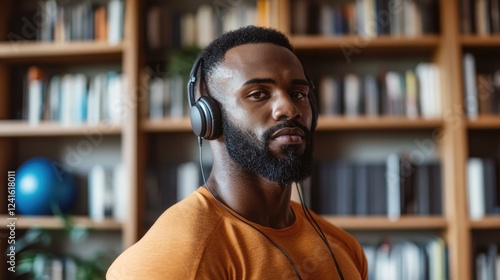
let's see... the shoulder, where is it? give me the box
[107,188,225,280]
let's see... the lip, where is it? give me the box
[271,127,305,139]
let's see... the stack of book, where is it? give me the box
[363,236,447,280]
[463,53,500,119]
[460,0,500,35]
[318,63,441,119]
[21,66,125,125]
[475,243,500,280]
[290,0,439,36]
[12,0,125,43]
[312,155,442,218]
[467,158,500,220]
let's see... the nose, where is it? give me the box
[272,92,302,122]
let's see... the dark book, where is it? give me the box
[482,158,498,214]
[491,0,500,34]
[429,162,443,215]
[370,163,387,215]
[415,164,431,215]
[375,0,391,35]
[354,162,369,215]
[461,0,473,34]
[336,161,354,215]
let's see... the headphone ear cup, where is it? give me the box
[190,96,222,140]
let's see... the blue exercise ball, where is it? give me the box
[16,157,77,215]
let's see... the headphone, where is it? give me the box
[187,54,319,140]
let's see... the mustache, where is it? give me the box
[263,120,311,141]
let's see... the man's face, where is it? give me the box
[213,43,314,184]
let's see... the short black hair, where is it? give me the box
[200,25,293,81]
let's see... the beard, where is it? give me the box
[222,110,313,185]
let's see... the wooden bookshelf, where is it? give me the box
[1,0,498,279]
[316,116,443,130]
[0,215,122,230]
[141,118,192,132]
[467,116,500,129]
[0,41,124,62]
[322,216,447,230]
[291,35,441,52]
[461,35,500,46]
[469,216,500,229]
[0,120,122,137]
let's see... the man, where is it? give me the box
[107,26,367,279]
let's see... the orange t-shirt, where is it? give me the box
[107,187,368,279]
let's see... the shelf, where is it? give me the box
[469,216,500,229]
[0,120,122,137]
[0,215,122,230]
[316,116,443,130]
[467,116,500,129]
[290,35,440,54]
[0,41,124,63]
[322,216,447,230]
[461,35,500,47]
[141,116,442,132]
[141,118,192,132]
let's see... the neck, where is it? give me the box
[206,158,295,229]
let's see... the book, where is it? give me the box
[27,66,44,125]
[108,0,124,44]
[464,53,479,119]
[344,74,362,117]
[467,158,486,220]
[177,162,200,201]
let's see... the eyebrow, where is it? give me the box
[242,78,310,87]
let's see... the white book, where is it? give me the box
[170,75,185,118]
[72,73,88,124]
[364,75,379,116]
[416,63,439,119]
[88,165,106,221]
[112,163,127,221]
[196,4,215,47]
[87,74,106,125]
[28,76,44,125]
[60,74,74,125]
[363,0,376,37]
[177,162,200,201]
[403,0,420,37]
[222,8,238,34]
[426,237,446,280]
[429,64,442,118]
[108,0,124,44]
[344,74,361,116]
[106,72,123,123]
[386,153,401,220]
[149,77,165,119]
[467,158,485,220]
[181,13,196,47]
[463,53,478,119]
[243,5,257,26]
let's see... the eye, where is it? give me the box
[290,91,307,99]
[248,91,269,101]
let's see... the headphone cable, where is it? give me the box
[197,137,303,280]
[295,183,345,280]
